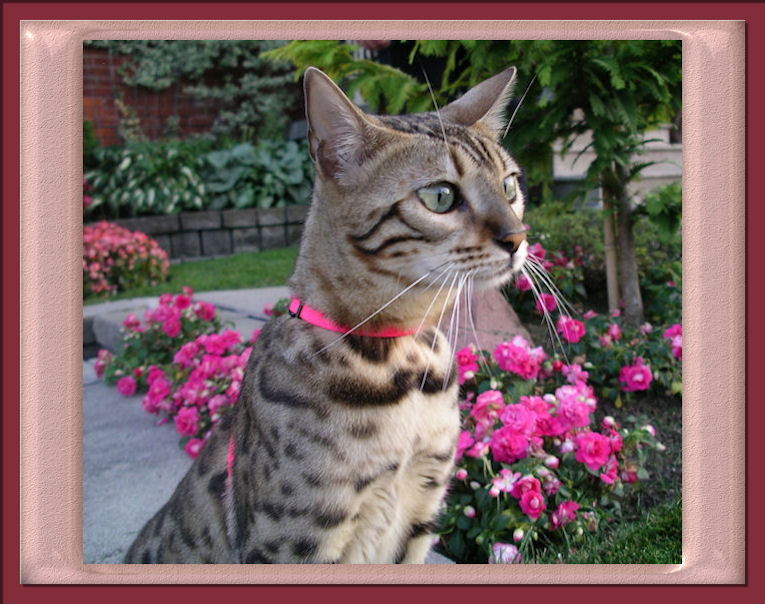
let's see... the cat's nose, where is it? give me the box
[495,229,527,254]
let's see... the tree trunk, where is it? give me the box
[615,165,644,327]
[602,197,621,314]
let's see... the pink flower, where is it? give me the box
[173,342,200,369]
[159,293,173,306]
[263,304,274,316]
[600,454,619,484]
[174,294,191,309]
[121,313,141,331]
[550,500,579,530]
[561,363,589,385]
[534,412,565,437]
[182,286,194,297]
[221,328,242,350]
[519,490,546,519]
[193,301,216,322]
[528,242,546,260]
[463,506,476,519]
[666,280,677,288]
[162,314,181,338]
[618,357,653,392]
[147,365,166,385]
[491,468,521,494]
[500,404,536,437]
[250,329,260,343]
[94,349,112,378]
[197,333,227,355]
[515,273,532,291]
[117,376,137,397]
[669,334,682,358]
[493,336,546,380]
[509,475,541,499]
[535,293,557,314]
[489,542,521,564]
[607,323,622,341]
[583,310,598,320]
[575,432,612,471]
[455,430,474,462]
[471,390,505,440]
[455,468,468,481]
[465,440,489,458]
[640,322,654,335]
[184,438,205,459]
[556,315,586,343]
[489,426,529,464]
[621,462,639,484]
[174,406,200,437]
[455,346,479,385]
[555,384,594,431]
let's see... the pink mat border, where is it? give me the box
[16,17,745,585]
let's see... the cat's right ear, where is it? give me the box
[303,67,370,179]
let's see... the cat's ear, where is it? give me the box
[303,66,372,178]
[440,66,517,137]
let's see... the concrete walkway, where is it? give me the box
[82,287,454,564]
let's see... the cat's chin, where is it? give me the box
[472,267,518,291]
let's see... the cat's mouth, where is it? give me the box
[466,240,528,289]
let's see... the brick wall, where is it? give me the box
[83,47,221,146]
[97,206,310,260]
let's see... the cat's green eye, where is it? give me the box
[503,175,518,203]
[417,182,456,213]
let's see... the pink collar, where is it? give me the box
[288,297,418,338]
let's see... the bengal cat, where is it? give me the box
[124,65,528,564]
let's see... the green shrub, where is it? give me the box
[200,139,313,210]
[84,138,213,219]
[83,120,100,171]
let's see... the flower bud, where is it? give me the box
[641,424,656,437]
[489,485,500,498]
[513,528,524,543]
[602,416,616,429]
[463,506,476,519]
[536,466,550,478]
[463,370,475,381]
[455,468,468,481]
[490,379,500,390]
[470,481,480,490]
[544,455,560,469]
[656,442,666,452]
[559,439,575,454]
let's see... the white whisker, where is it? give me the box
[421,272,459,391]
[526,257,576,319]
[421,65,449,149]
[521,265,568,363]
[502,73,537,140]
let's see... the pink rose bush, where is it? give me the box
[96,289,261,457]
[83,221,169,297]
[437,336,665,564]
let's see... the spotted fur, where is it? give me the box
[125,66,528,564]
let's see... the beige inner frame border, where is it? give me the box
[20,20,744,584]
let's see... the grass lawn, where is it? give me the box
[84,246,298,305]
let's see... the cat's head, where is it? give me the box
[292,66,528,328]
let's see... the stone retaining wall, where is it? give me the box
[103,206,309,260]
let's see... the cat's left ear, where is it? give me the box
[440,66,517,138]
[303,66,376,179]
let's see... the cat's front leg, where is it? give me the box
[397,533,434,564]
